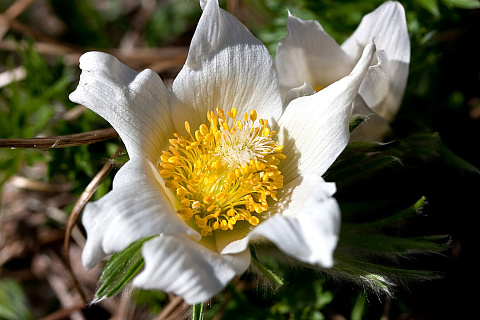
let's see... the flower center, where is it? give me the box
[158,108,285,237]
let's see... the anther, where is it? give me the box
[250,110,257,122]
[159,108,284,237]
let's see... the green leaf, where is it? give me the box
[437,140,479,173]
[49,0,109,47]
[325,255,443,296]
[349,115,367,133]
[416,0,440,16]
[338,233,450,259]
[399,133,478,172]
[95,236,154,301]
[0,279,32,320]
[325,154,401,182]
[341,197,427,233]
[351,293,366,320]
[312,280,334,309]
[441,0,480,8]
[250,246,284,290]
[145,1,201,47]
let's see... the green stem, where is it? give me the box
[192,302,204,320]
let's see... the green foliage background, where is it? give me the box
[0,0,479,319]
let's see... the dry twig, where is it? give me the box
[0,66,26,87]
[0,0,37,40]
[32,251,86,320]
[64,143,125,304]
[153,295,188,320]
[0,127,118,149]
[38,304,86,320]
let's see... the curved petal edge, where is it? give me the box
[132,235,250,304]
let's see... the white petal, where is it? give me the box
[341,2,409,65]
[341,1,410,120]
[69,52,173,162]
[81,158,200,270]
[350,95,392,141]
[221,174,340,268]
[171,0,282,134]
[358,50,389,115]
[276,13,355,100]
[282,82,315,110]
[214,220,255,254]
[367,50,408,121]
[277,43,376,183]
[133,235,250,304]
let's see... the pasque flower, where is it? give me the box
[276,1,410,134]
[69,0,375,304]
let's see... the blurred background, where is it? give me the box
[0,0,479,319]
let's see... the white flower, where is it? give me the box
[69,0,375,304]
[276,1,410,136]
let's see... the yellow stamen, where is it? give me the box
[159,109,285,237]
